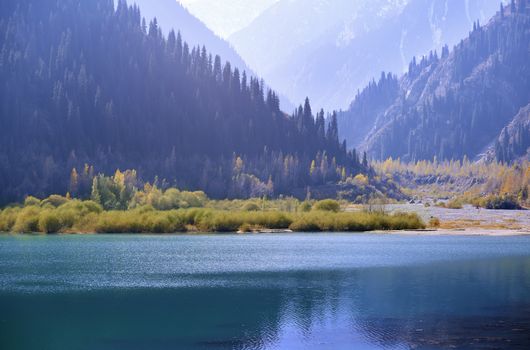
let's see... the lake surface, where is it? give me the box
[1,233,530,349]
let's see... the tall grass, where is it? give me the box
[289,212,424,232]
[0,196,425,234]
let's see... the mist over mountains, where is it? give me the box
[177,0,279,38]
[229,0,505,111]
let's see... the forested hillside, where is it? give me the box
[337,73,399,150]
[124,0,253,82]
[493,104,530,162]
[0,0,362,205]
[339,1,530,162]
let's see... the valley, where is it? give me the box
[1,2,530,349]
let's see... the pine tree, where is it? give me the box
[69,168,79,196]
[362,152,368,168]
[326,112,339,144]
[91,177,101,205]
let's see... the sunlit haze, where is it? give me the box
[177,0,280,38]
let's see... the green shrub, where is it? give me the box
[12,206,41,233]
[180,191,207,208]
[289,217,322,232]
[1,197,425,234]
[56,208,78,229]
[474,195,522,210]
[289,211,424,232]
[238,223,253,232]
[41,195,69,208]
[313,199,341,212]
[24,196,41,207]
[387,212,426,230]
[91,211,126,233]
[82,200,104,214]
[247,211,292,229]
[242,202,260,211]
[0,207,20,232]
[209,213,243,232]
[149,215,172,233]
[38,212,62,233]
[299,201,312,212]
[71,212,99,232]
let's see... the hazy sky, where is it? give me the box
[177,0,280,38]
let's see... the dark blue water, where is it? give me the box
[1,233,530,349]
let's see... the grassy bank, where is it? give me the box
[0,199,425,234]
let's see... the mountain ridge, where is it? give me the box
[119,0,251,80]
[492,103,530,162]
[338,1,530,163]
[229,0,504,111]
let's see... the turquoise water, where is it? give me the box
[1,233,530,349]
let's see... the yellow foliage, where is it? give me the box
[353,174,369,185]
[373,158,530,206]
[114,169,125,187]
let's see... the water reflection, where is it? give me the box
[1,256,530,349]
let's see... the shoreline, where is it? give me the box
[2,228,530,237]
[389,229,530,236]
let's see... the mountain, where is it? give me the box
[493,104,530,162]
[119,0,251,77]
[230,0,506,111]
[337,73,400,150]
[177,0,279,38]
[338,1,530,163]
[0,0,362,205]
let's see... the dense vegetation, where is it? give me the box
[0,0,364,205]
[0,188,424,234]
[339,1,530,162]
[129,0,254,84]
[374,158,530,209]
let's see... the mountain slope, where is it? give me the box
[337,73,400,151]
[493,104,530,162]
[339,2,530,162]
[230,0,505,111]
[120,0,251,78]
[0,0,361,204]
